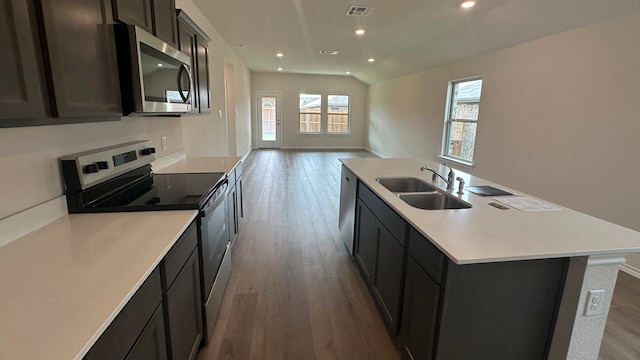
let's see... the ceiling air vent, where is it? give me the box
[345,5,374,17]
[319,50,340,55]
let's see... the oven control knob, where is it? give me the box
[140,147,156,156]
[96,161,109,170]
[83,164,100,174]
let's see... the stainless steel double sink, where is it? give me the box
[376,177,472,210]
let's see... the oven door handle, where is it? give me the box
[201,180,228,217]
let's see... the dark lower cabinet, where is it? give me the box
[37,0,122,118]
[162,220,202,360]
[127,305,168,360]
[355,200,377,281]
[400,257,440,360]
[85,269,164,360]
[371,223,405,332]
[347,181,568,360]
[164,250,202,360]
[86,221,202,360]
[0,0,47,119]
[355,188,407,334]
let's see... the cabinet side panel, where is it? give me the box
[436,258,568,360]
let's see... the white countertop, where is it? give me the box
[0,210,198,360]
[155,156,241,174]
[341,158,640,264]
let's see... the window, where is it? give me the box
[442,78,482,164]
[327,95,350,134]
[299,94,322,133]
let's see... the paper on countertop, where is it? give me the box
[493,196,563,212]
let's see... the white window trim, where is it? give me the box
[440,76,482,166]
[299,93,323,134]
[326,94,351,135]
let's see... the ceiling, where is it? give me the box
[193,0,640,84]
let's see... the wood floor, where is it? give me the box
[196,149,640,360]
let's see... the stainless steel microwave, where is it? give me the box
[116,25,193,115]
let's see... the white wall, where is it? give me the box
[251,72,368,149]
[368,11,640,268]
[176,0,252,158]
[0,118,182,220]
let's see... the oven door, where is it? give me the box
[200,180,230,298]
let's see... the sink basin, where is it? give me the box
[376,177,438,193]
[398,193,472,210]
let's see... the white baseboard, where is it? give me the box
[620,263,640,279]
[279,146,368,150]
[365,147,386,158]
[0,196,68,248]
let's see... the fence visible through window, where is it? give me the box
[261,97,276,141]
[299,94,322,133]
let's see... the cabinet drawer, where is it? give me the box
[86,268,162,360]
[408,227,445,283]
[163,221,198,289]
[358,182,406,244]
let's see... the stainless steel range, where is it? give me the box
[60,140,231,345]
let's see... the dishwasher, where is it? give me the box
[339,165,357,255]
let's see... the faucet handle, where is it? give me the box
[456,177,465,195]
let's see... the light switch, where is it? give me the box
[218,110,223,118]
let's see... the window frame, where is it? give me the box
[298,93,323,134]
[440,77,482,166]
[326,94,350,135]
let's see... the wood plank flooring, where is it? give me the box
[196,149,640,360]
[599,271,640,360]
[198,149,399,360]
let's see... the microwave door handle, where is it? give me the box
[177,63,193,104]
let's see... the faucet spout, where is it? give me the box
[420,164,455,191]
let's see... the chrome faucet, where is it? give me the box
[420,163,456,191]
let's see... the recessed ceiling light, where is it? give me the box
[355,29,366,35]
[346,71,351,75]
[276,52,284,57]
[368,58,375,63]
[157,64,163,67]
[277,67,283,71]
[460,1,476,8]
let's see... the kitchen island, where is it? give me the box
[340,157,640,360]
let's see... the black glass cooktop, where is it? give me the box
[90,172,225,211]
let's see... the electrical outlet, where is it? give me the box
[585,289,605,316]
[161,136,167,151]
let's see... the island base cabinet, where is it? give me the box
[372,223,405,333]
[435,258,568,360]
[400,257,440,360]
[355,200,377,281]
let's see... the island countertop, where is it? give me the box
[0,210,198,360]
[340,157,640,264]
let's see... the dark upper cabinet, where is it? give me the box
[177,19,198,113]
[0,0,47,119]
[177,10,212,115]
[152,0,178,47]
[195,37,211,113]
[112,0,154,34]
[112,0,177,47]
[37,0,122,118]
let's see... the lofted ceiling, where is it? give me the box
[193,0,640,84]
